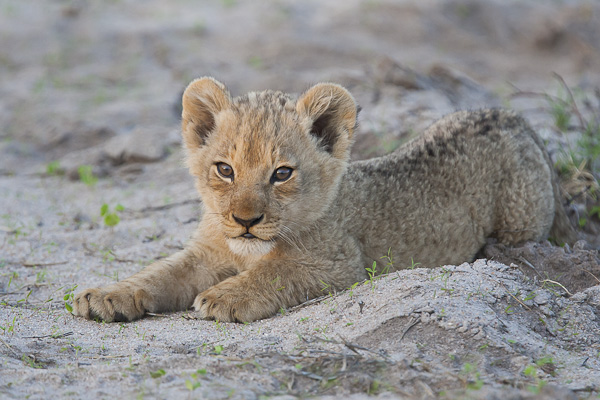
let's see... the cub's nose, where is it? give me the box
[232,214,264,229]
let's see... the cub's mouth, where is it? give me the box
[227,233,276,256]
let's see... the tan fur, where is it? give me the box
[74,78,576,323]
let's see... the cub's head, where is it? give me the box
[181,77,357,257]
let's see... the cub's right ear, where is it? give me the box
[181,77,231,149]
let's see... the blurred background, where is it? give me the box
[1,0,599,177]
[0,0,600,175]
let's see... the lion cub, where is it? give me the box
[74,77,575,323]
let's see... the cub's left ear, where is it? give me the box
[296,83,358,160]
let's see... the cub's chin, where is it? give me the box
[227,237,275,257]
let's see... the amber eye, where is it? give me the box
[271,166,293,183]
[216,163,234,179]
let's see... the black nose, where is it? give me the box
[233,214,264,229]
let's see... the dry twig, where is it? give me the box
[288,294,329,312]
[125,199,200,215]
[23,331,74,339]
[22,261,68,268]
[400,317,420,341]
[518,256,541,277]
[580,269,600,284]
[542,279,573,296]
[146,312,169,318]
[498,281,532,311]
[0,337,19,357]
[302,335,391,362]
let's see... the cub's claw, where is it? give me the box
[73,286,150,322]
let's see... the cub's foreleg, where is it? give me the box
[194,260,341,323]
[73,249,235,322]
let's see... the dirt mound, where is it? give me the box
[484,241,600,294]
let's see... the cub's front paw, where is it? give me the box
[193,281,274,323]
[73,286,151,322]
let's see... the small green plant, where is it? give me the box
[196,342,210,356]
[348,281,360,298]
[523,363,548,394]
[213,345,223,355]
[46,160,62,176]
[577,122,600,173]
[365,261,378,291]
[409,257,421,269]
[100,203,124,227]
[150,369,166,379]
[36,269,47,284]
[22,355,43,369]
[367,380,380,395]
[379,248,394,275]
[1,315,17,335]
[535,356,556,376]
[320,279,332,294]
[579,205,600,228]
[462,363,484,390]
[185,368,206,391]
[314,325,329,336]
[247,55,263,70]
[63,285,78,313]
[513,75,599,209]
[550,99,571,132]
[440,268,454,295]
[16,290,32,305]
[78,165,98,186]
[523,291,536,302]
[6,271,17,291]
[71,344,83,357]
[213,320,229,337]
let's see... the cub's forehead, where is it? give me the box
[234,90,296,111]
[229,90,298,128]
[215,90,301,141]
[211,90,304,166]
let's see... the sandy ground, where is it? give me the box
[1,0,600,398]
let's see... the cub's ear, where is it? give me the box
[296,83,357,160]
[181,77,231,149]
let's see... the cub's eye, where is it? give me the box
[271,166,293,183]
[216,163,234,179]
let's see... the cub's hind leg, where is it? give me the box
[492,139,555,245]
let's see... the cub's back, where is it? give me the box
[336,109,556,268]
